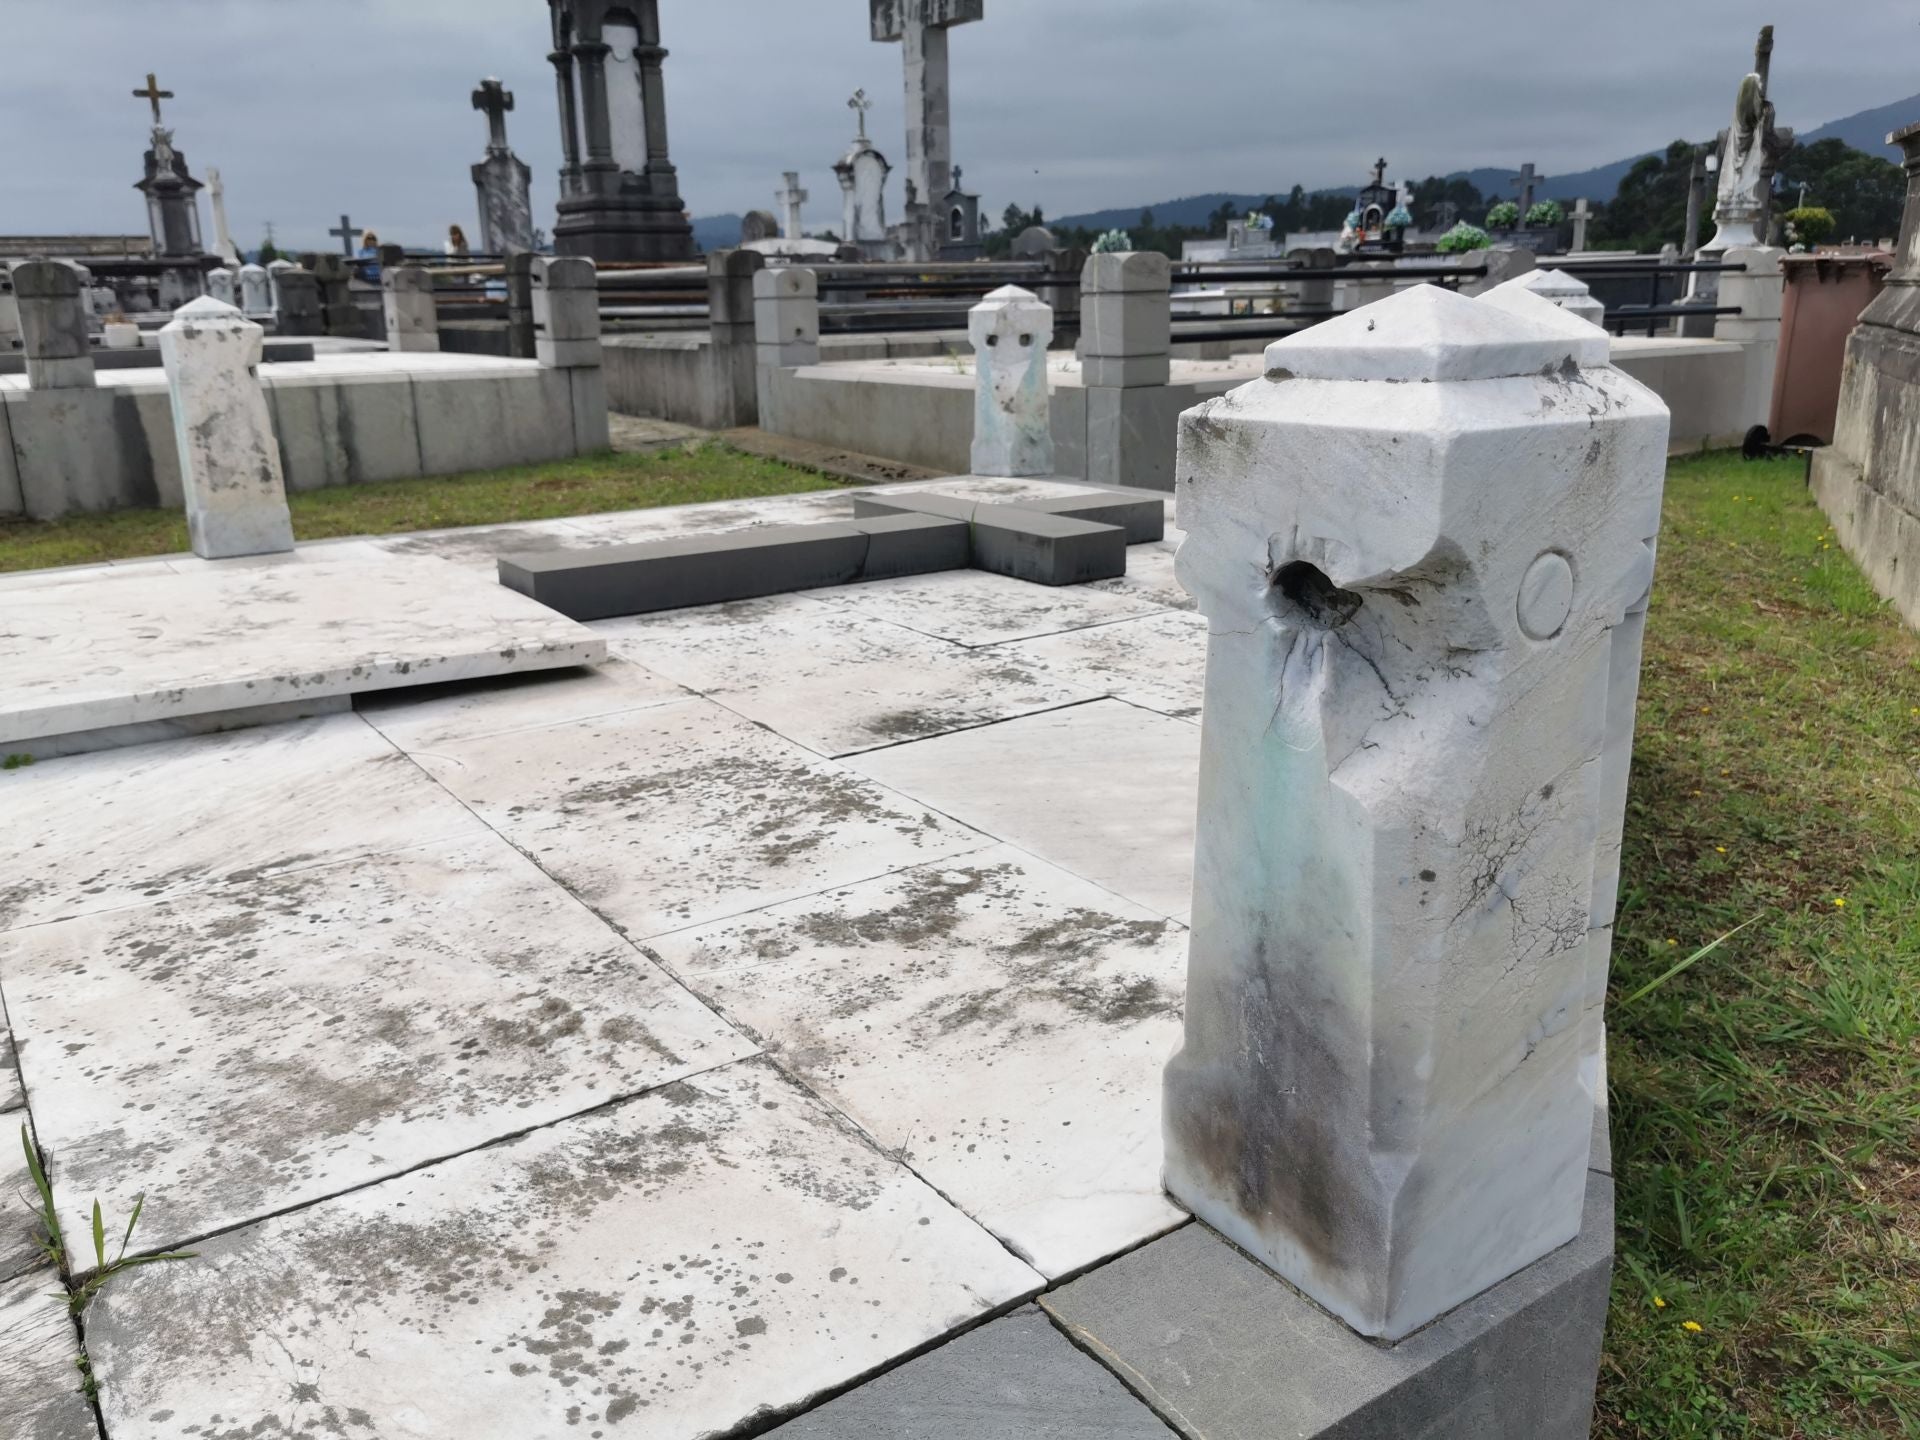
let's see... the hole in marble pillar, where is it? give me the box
[1019,333,1033,347]
[986,334,999,346]
[1272,560,1363,629]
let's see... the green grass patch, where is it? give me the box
[1599,451,1920,1438]
[0,442,845,574]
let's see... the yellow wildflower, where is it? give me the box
[1654,1295,1667,1308]
[1833,898,1847,908]
[1683,1320,1704,1334]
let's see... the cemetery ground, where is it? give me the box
[0,449,1915,1437]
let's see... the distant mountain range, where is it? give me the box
[688,92,1917,245]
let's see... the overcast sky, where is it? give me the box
[4,1,1914,251]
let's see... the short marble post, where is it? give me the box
[1714,246,1786,427]
[1488,268,1607,327]
[1080,250,1172,489]
[13,260,96,390]
[382,266,441,353]
[753,266,820,370]
[0,264,20,359]
[708,249,765,428]
[237,263,272,319]
[969,284,1053,477]
[206,266,236,306]
[531,256,601,368]
[158,297,295,560]
[1162,284,1669,1341]
[274,268,322,337]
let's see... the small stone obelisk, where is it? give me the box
[969,285,1053,477]
[159,297,295,560]
[1162,285,1669,1341]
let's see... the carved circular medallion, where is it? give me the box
[1517,552,1574,640]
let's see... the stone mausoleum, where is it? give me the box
[546,0,695,263]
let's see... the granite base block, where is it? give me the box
[852,487,1166,546]
[499,515,971,620]
[765,1306,1172,1439]
[971,509,1126,586]
[1041,1172,1614,1440]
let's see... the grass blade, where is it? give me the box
[1620,913,1765,1006]
[90,1199,105,1272]
[19,1125,61,1263]
[116,1194,147,1265]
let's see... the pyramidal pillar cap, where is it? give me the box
[1264,283,1585,382]
[1476,283,1611,368]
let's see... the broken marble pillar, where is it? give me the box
[970,284,1054,477]
[237,262,272,318]
[1162,284,1669,1341]
[13,260,96,390]
[1488,268,1607,328]
[382,265,441,353]
[158,296,295,560]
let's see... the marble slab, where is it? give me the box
[0,713,485,933]
[1083,538,1195,614]
[850,700,1200,921]
[648,846,1190,1278]
[1007,609,1209,720]
[86,1060,1042,1440]
[358,655,687,752]
[412,698,986,940]
[370,517,613,572]
[1,1119,39,1283]
[805,567,1174,648]
[0,555,605,746]
[2,832,758,1255]
[593,597,1097,757]
[0,1271,96,1440]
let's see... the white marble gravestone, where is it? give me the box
[236,262,271,317]
[969,284,1054,477]
[1161,285,1669,1341]
[1488,268,1607,327]
[205,266,236,306]
[158,297,295,560]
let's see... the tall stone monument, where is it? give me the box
[1161,284,1669,1341]
[471,77,535,255]
[969,285,1053,477]
[206,166,241,264]
[131,74,205,265]
[870,0,982,262]
[834,91,892,255]
[776,171,809,241]
[546,0,695,262]
[1684,26,1793,332]
[159,297,296,560]
[1811,119,1920,629]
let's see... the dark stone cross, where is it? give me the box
[473,77,515,153]
[1510,163,1543,216]
[132,72,173,125]
[328,215,359,256]
[1371,157,1389,187]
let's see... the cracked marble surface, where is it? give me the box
[2,831,758,1254]
[649,846,1190,1278]
[411,698,986,939]
[87,1060,1040,1440]
[0,554,604,745]
[0,713,485,932]
[593,596,1098,757]
[1006,608,1209,720]
[358,654,688,752]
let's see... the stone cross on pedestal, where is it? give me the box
[870,0,983,223]
[1511,162,1542,216]
[848,88,873,139]
[473,77,515,152]
[1161,284,1669,1342]
[1570,197,1591,252]
[776,171,809,241]
[132,71,173,124]
[329,215,359,256]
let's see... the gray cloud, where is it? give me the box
[4,0,1914,251]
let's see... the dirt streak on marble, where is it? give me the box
[0,555,604,745]
[411,698,987,940]
[85,1060,1041,1440]
[648,846,1190,1277]
[2,831,759,1255]
[0,714,486,933]
[851,700,1200,923]
[592,596,1098,756]
[803,566,1175,649]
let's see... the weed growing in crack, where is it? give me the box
[20,1124,197,1314]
